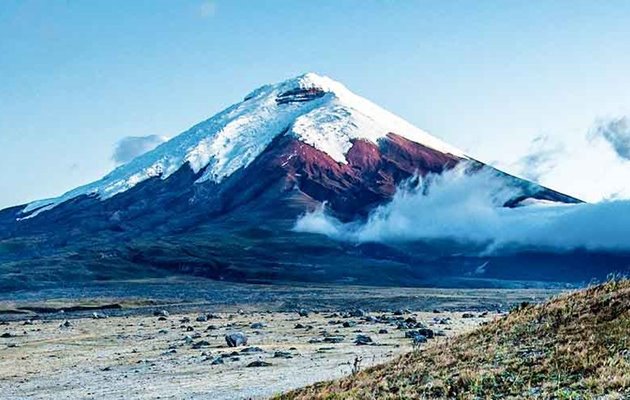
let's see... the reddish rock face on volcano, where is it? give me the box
[218,132,461,220]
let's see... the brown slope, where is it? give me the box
[278,279,630,399]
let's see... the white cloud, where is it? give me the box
[590,116,630,161]
[294,164,630,253]
[112,135,168,165]
[515,134,564,182]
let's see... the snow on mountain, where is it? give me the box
[21,72,466,218]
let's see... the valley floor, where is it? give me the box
[0,282,562,399]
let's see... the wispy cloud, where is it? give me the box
[199,1,217,18]
[112,135,167,165]
[590,116,630,161]
[294,164,630,253]
[515,134,564,182]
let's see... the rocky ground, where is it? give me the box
[0,282,561,399]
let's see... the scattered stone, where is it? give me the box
[154,310,169,317]
[196,315,208,322]
[349,309,367,317]
[323,336,344,344]
[462,313,475,318]
[210,356,224,365]
[342,321,356,328]
[157,316,167,321]
[225,332,248,347]
[1,332,13,338]
[180,317,190,323]
[297,309,309,317]
[23,320,34,325]
[378,329,388,334]
[273,351,293,359]
[205,325,218,331]
[354,335,373,345]
[294,323,305,329]
[92,312,108,319]
[250,322,265,329]
[246,360,272,368]
[60,321,71,328]
[240,346,264,354]
[192,340,211,349]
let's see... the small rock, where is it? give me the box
[210,356,224,365]
[240,346,264,354]
[225,332,248,347]
[294,323,305,329]
[92,312,108,319]
[192,340,211,349]
[196,315,208,322]
[273,351,293,359]
[205,325,218,331]
[246,360,272,367]
[250,322,265,329]
[378,328,388,334]
[60,321,71,328]
[350,309,367,317]
[354,335,373,345]
[462,313,474,319]
[342,321,356,328]
[411,334,427,344]
[1,332,13,338]
[154,310,169,317]
[297,309,309,317]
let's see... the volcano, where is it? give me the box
[1,73,624,291]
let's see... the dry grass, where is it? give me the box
[278,279,630,399]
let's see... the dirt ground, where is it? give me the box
[0,308,494,399]
[0,281,563,399]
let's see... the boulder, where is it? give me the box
[225,332,248,347]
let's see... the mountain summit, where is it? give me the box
[1,73,605,292]
[19,72,570,220]
[22,73,467,218]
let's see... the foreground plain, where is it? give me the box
[0,283,557,399]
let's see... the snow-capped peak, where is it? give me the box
[21,72,466,218]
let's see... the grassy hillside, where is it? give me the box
[279,279,630,399]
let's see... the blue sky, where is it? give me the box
[2,0,630,209]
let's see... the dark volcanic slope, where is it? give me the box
[0,130,618,293]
